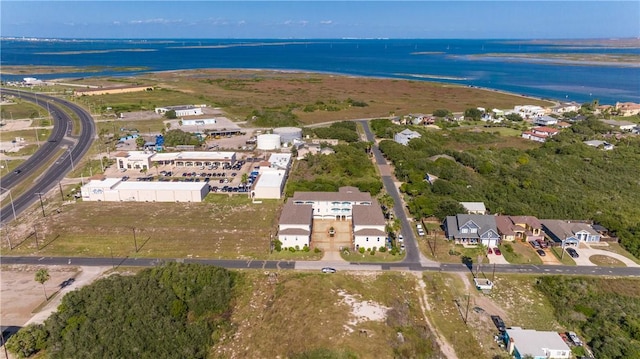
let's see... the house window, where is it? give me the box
[470,228,477,233]
[366,238,369,241]
[461,228,469,234]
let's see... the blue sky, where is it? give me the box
[1,1,639,39]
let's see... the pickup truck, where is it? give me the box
[416,223,425,236]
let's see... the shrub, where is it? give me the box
[448,249,461,256]
[314,247,321,254]
[379,246,387,252]
[302,244,310,252]
[359,247,365,254]
[289,247,296,253]
[370,247,376,255]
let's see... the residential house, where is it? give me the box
[505,328,571,359]
[444,214,500,247]
[460,202,487,215]
[277,202,313,249]
[556,121,572,129]
[492,109,505,118]
[540,219,601,246]
[522,127,559,143]
[514,105,546,119]
[495,216,543,243]
[285,187,386,250]
[533,115,558,126]
[615,102,640,117]
[352,199,387,251]
[551,102,580,115]
[290,186,373,220]
[600,119,637,132]
[296,144,335,160]
[394,129,422,146]
[584,140,614,150]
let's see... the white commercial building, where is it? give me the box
[252,169,287,199]
[155,105,203,117]
[81,178,209,202]
[115,151,155,171]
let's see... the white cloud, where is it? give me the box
[283,20,308,26]
[128,18,182,25]
[320,20,333,25]
[237,20,246,25]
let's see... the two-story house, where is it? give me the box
[444,214,500,247]
[277,202,313,249]
[352,199,387,251]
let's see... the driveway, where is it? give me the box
[579,243,640,267]
[487,252,509,265]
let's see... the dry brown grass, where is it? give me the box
[67,69,553,125]
[215,270,440,358]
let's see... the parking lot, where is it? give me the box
[104,156,266,195]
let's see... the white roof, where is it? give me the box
[151,153,179,161]
[255,170,286,188]
[460,202,487,212]
[268,153,291,164]
[84,178,122,189]
[125,151,155,160]
[174,151,236,160]
[116,181,208,191]
[507,328,570,357]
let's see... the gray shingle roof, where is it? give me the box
[279,202,313,225]
[352,200,385,226]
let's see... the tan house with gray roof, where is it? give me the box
[277,202,313,249]
[353,199,387,250]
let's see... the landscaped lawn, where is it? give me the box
[499,241,543,265]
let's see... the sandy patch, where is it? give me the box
[336,289,388,333]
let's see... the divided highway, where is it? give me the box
[0,89,95,224]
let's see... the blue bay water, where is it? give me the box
[1,38,638,104]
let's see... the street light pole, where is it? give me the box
[108,246,115,269]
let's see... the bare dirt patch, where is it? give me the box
[0,265,79,327]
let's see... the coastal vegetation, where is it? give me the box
[373,117,640,258]
[286,122,382,196]
[536,276,640,359]
[7,263,237,359]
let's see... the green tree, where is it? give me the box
[432,109,451,118]
[5,323,48,358]
[464,108,483,121]
[34,268,50,300]
[505,113,523,122]
[434,199,466,221]
[135,136,145,148]
[164,110,177,119]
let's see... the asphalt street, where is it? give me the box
[0,89,95,224]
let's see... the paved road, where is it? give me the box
[358,119,437,266]
[2,255,639,277]
[0,89,95,224]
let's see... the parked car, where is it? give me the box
[537,240,548,248]
[566,248,579,258]
[487,247,493,254]
[530,241,541,249]
[536,249,546,257]
[494,248,501,255]
[321,267,336,274]
[400,244,406,251]
[398,234,404,243]
[568,331,583,346]
[491,315,506,332]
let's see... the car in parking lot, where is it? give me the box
[536,249,546,256]
[566,247,579,258]
[321,267,336,273]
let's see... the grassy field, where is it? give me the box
[341,249,405,263]
[419,235,490,264]
[498,241,543,265]
[1,195,285,260]
[589,254,626,267]
[38,69,553,126]
[216,270,441,358]
[596,242,640,264]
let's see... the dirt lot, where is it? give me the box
[0,266,79,327]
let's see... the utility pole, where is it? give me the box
[492,263,496,282]
[36,192,46,217]
[464,291,471,325]
[0,187,17,221]
[34,225,40,250]
[59,182,65,201]
[108,246,115,269]
[132,227,138,253]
